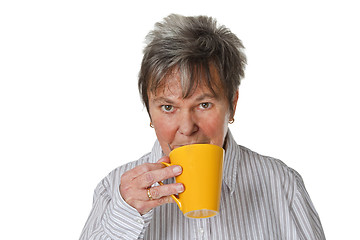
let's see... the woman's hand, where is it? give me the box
[119,156,184,215]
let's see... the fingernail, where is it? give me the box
[173,166,182,175]
[176,184,184,193]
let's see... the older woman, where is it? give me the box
[80,14,325,239]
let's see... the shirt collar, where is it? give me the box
[149,129,239,194]
[222,129,240,194]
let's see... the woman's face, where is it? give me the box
[148,70,238,156]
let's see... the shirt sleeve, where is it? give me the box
[290,170,326,240]
[79,166,153,240]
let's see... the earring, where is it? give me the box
[229,118,235,124]
[150,122,154,128]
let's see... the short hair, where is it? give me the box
[138,14,247,116]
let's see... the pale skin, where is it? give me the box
[120,69,239,215]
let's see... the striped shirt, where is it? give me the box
[80,130,325,239]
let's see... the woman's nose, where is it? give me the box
[177,111,199,136]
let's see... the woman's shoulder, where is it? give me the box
[236,144,299,184]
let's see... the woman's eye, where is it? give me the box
[161,105,174,112]
[199,102,212,109]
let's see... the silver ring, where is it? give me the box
[147,188,153,200]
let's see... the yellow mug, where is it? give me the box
[161,144,224,218]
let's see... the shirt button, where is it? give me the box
[199,228,204,234]
[136,218,144,224]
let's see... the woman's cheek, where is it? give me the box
[199,114,227,143]
[154,118,177,140]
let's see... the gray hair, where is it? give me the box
[138,14,247,116]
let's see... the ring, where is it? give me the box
[147,188,153,200]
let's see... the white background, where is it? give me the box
[1,0,359,239]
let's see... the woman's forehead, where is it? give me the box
[153,77,217,99]
[150,66,224,99]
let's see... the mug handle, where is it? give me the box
[159,162,182,210]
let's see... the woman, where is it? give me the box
[80,14,325,239]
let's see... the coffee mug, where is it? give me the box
[161,144,224,218]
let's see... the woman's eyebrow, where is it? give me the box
[152,97,175,104]
[152,93,217,104]
[195,93,217,101]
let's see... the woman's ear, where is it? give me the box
[231,90,239,117]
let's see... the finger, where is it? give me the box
[122,162,165,182]
[121,181,183,203]
[133,196,176,215]
[146,183,184,201]
[135,165,182,188]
